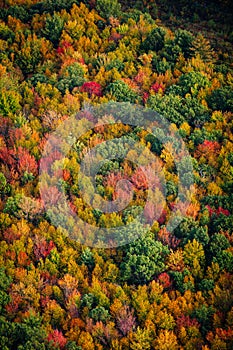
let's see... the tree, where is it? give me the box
[168,71,210,98]
[153,330,179,349]
[209,233,230,257]
[15,34,49,75]
[0,267,12,314]
[17,147,38,179]
[66,341,82,350]
[0,2,232,349]
[162,40,183,65]
[0,89,21,116]
[0,315,16,349]
[0,172,10,199]
[81,248,95,271]
[96,0,122,20]
[3,194,22,216]
[120,232,169,284]
[116,305,136,336]
[198,278,215,293]
[174,217,209,247]
[129,326,152,350]
[152,55,171,74]
[147,93,210,127]
[173,29,194,58]
[80,81,102,97]
[47,329,67,349]
[157,272,171,289]
[171,269,195,293]
[56,62,85,94]
[7,5,29,22]
[191,305,214,335]
[42,13,64,46]
[105,80,138,102]
[190,33,216,62]
[141,27,166,53]
[89,306,110,322]
[155,310,175,330]
[33,236,55,261]
[213,250,233,272]
[11,313,48,350]
[207,86,233,112]
[183,239,205,279]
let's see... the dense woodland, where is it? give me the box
[0,0,233,349]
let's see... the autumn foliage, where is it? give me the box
[0,0,232,349]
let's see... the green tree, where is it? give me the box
[173,29,194,58]
[213,251,233,272]
[66,341,82,350]
[0,268,12,314]
[162,41,182,64]
[81,293,97,310]
[174,217,209,247]
[0,22,15,42]
[81,248,95,271]
[0,313,48,350]
[147,93,210,127]
[168,71,210,98]
[56,63,85,94]
[141,27,166,53]
[3,194,22,217]
[209,233,230,256]
[152,55,171,73]
[105,80,138,103]
[0,89,21,116]
[89,306,110,322]
[198,278,215,293]
[7,5,29,22]
[207,86,233,112]
[15,314,47,350]
[96,0,122,20]
[42,13,64,46]
[171,269,195,293]
[191,305,214,335]
[120,232,169,285]
[0,316,16,350]
[15,34,45,75]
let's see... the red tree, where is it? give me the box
[151,82,165,93]
[157,272,172,289]
[17,147,38,176]
[47,330,67,349]
[33,236,55,261]
[80,82,102,97]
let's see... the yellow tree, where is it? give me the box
[183,239,205,279]
[129,326,152,350]
[153,330,179,350]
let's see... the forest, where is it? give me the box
[0,0,233,349]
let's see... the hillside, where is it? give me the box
[0,1,233,349]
